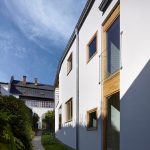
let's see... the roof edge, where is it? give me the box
[54,0,95,86]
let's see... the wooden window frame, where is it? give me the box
[86,108,98,131]
[67,53,73,75]
[65,98,73,122]
[102,5,120,80]
[86,32,98,63]
[101,4,120,150]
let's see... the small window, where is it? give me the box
[67,53,72,75]
[65,99,72,122]
[87,108,97,130]
[59,114,62,129]
[87,33,97,62]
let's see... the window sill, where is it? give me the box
[87,127,97,131]
[86,51,98,64]
[104,70,120,82]
[65,119,72,123]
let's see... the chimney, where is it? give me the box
[34,78,38,86]
[22,76,27,84]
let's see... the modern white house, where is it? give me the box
[54,0,150,150]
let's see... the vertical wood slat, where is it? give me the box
[101,4,120,150]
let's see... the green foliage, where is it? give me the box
[32,113,39,131]
[0,96,33,150]
[43,110,55,132]
[41,133,57,145]
[41,132,71,150]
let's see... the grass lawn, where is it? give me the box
[43,143,71,150]
[41,132,71,150]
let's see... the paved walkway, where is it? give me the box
[32,131,44,150]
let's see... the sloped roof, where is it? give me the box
[10,80,54,99]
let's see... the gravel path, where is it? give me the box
[32,131,44,150]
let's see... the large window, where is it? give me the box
[107,16,120,75]
[65,99,72,122]
[102,5,120,150]
[106,92,120,150]
[67,53,73,75]
[87,33,97,62]
[87,108,97,130]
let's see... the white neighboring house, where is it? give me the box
[9,76,54,129]
[0,82,9,96]
[55,0,150,150]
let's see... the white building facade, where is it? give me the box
[9,76,54,129]
[55,0,150,150]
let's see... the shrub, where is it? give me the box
[41,133,58,145]
[43,111,55,132]
[32,113,39,132]
[0,96,32,150]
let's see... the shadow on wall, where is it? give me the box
[55,116,102,150]
[121,59,150,150]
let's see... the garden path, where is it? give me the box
[32,131,44,150]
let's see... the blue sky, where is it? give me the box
[0,0,86,85]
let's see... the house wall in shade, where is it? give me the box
[120,0,150,150]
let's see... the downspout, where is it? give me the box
[75,28,79,150]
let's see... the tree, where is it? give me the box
[32,113,39,132]
[44,111,55,132]
[0,96,33,150]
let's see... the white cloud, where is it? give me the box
[0,0,86,84]
[0,31,27,58]
[4,0,86,46]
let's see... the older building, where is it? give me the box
[54,0,150,150]
[0,82,9,96]
[9,76,54,129]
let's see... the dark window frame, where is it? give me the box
[87,108,98,131]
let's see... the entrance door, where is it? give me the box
[106,92,120,150]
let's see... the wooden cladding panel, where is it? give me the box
[101,4,120,150]
[103,72,120,97]
[103,5,120,32]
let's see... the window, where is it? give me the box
[87,108,97,130]
[106,92,120,150]
[102,5,120,150]
[87,33,97,62]
[65,99,72,122]
[58,105,62,129]
[67,53,72,75]
[107,16,120,75]
[59,114,62,129]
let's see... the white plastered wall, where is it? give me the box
[31,106,54,129]
[55,41,77,149]
[78,0,102,150]
[78,0,119,150]
[55,0,120,149]
[120,0,150,150]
